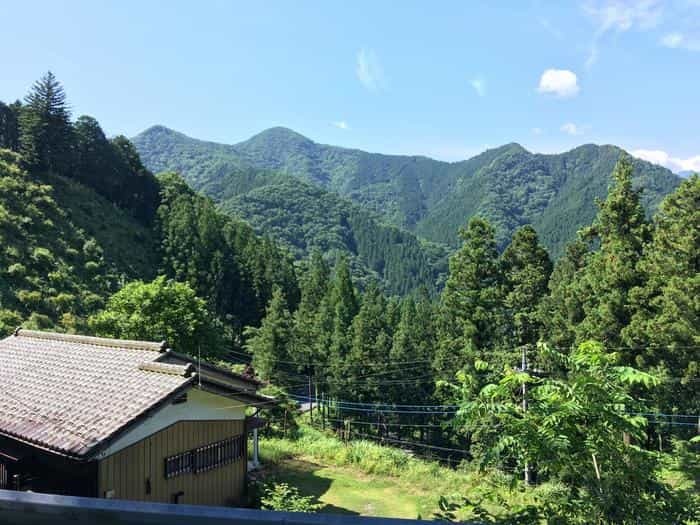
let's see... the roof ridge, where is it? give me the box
[14,329,166,352]
[138,362,194,377]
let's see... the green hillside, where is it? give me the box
[133,126,681,257]
[219,179,447,295]
[0,149,156,332]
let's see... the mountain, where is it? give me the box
[218,178,448,295]
[677,170,695,178]
[133,125,682,258]
[134,126,448,295]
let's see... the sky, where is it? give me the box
[1,0,698,172]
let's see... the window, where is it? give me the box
[164,434,244,479]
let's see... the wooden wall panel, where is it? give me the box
[97,420,246,507]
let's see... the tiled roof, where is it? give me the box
[0,329,194,459]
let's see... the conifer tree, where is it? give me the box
[245,287,294,385]
[434,217,505,389]
[291,251,331,379]
[575,156,651,361]
[0,100,20,151]
[623,175,699,412]
[347,281,392,402]
[390,293,436,405]
[327,256,359,397]
[19,72,73,174]
[539,239,588,351]
[501,225,552,362]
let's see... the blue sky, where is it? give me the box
[1,0,698,172]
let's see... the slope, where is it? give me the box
[133,126,681,257]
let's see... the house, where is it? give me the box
[0,328,273,506]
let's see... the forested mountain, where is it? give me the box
[0,73,299,346]
[133,125,681,257]
[134,125,448,295]
[219,179,447,295]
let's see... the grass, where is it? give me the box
[255,424,550,520]
[262,459,431,518]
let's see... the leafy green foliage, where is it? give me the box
[453,341,697,523]
[259,482,322,512]
[0,149,109,334]
[89,276,228,358]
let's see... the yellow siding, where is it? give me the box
[97,420,246,506]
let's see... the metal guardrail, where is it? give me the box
[0,489,467,525]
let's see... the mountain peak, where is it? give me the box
[237,127,315,150]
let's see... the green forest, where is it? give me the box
[1,73,698,523]
[133,124,680,257]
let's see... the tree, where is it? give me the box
[576,157,651,361]
[434,217,505,390]
[291,251,331,378]
[0,100,20,151]
[539,239,589,351]
[623,175,700,413]
[501,225,552,358]
[326,256,359,397]
[89,276,227,358]
[453,341,696,523]
[19,72,74,174]
[346,281,392,402]
[245,287,295,385]
[389,292,437,406]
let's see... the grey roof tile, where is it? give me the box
[0,330,194,458]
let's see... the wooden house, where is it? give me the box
[0,329,272,506]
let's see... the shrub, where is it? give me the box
[260,482,322,513]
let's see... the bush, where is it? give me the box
[259,482,322,512]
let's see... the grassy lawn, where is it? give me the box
[260,458,435,518]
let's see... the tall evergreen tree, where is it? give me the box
[245,287,295,385]
[390,292,436,405]
[291,251,331,379]
[0,100,20,151]
[501,225,553,364]
[576,156,651,361]
[327,256,359,397]
[434,217,505,390]
[539,239,589,351]
[623,175,699,412]
[347,281,392,402]
[19,72,73,174]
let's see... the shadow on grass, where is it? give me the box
[264,459,360,516]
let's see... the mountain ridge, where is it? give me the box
[133,125,681,257]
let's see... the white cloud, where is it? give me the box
[532,127,543,135]
[332,121,349,130]
[356,48,386,91]
[537,69,580,98]
[584,0,662,32]
[660,31,700,51]
[583,0,663,67]
[631,148,700,173]
[560,122,584,135]
[470,76,486,97]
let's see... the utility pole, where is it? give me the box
[522,345,532,485]
[308,365,313,422]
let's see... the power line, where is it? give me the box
[322,417,448,429]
